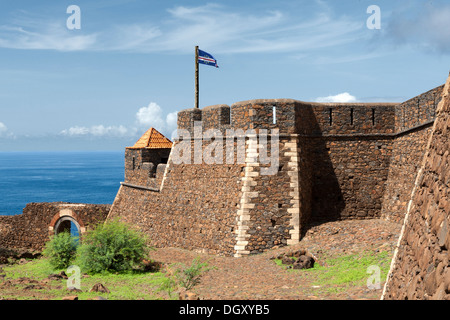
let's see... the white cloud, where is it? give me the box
[136,102,178,138]
[0,3,364,54]
[60,102,178,140]
[0,122,15,138]
[0,23,97,51]
[315,92,358,103]
[0,122,7,134]
[136,102,166,128]
[60,125,131,137]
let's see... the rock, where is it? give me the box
[292,249,307,258]
[59,271,68,279]
[90,283,110,294]
[142,259,162,272]
[48,274,63,281]
[62,295,78,300]
[179,289,199,300]
[24,284,46,290]
[67,286,82,293]
[281,256,294,265]
[292,255,315,269]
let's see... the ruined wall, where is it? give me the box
[382,77,450,300]
[0,202,110,252]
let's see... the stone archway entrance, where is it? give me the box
[48,208,86,238]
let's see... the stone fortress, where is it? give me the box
[0,73,449,300]
[108,82,443,258]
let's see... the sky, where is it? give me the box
[0,0,449,151]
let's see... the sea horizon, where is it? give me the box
[0,150,124,216]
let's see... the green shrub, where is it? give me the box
[157,257,213,298]
[42,232,78,269]
[75,219,150,274]
[177,257,213,290]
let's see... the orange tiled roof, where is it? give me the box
[127,127,173,149]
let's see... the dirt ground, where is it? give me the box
[150,218,402,300]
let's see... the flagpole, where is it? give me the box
[195,46,199,109]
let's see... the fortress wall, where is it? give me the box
[381,84,444,224]
[0,203,110,252]
[231,99,297,134]
[381,128,433,223]
[301,103,396,135]
[109,139,245,256]
[124,148,169,189]
[234,134,311,256]
[308,136,393,222]
[383,77,450,300]
[295,102,395,222]
[395,85,443,132]
[202,104,231,133]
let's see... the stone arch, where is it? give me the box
[48,209,86,237]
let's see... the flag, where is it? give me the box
[198,49,219,68]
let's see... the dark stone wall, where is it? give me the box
[0,202,110,253]
[395,85,443,132]
[108,82,446,257]
[300,102,396,135]
[381,127,432,223]
[309,136,392,222]
[383,78,450,300]
[124,148,170,189]
[109,139,245,256]
[381,84,444,223]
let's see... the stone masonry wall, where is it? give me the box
[381,84,444,223]
[381,128,433,223]
[382,76,450,300]
[109,139,245,256]
[108,82,446,257]
[296,102,396,222]
[0,202,110,252]
[124,148,169,189]
[309,136,392,222]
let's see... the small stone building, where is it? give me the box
[122,127,172,190]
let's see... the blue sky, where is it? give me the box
[0,0,449,151]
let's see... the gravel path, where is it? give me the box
[149,218,402,300]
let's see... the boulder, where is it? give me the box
[281,256,294,265]
[90,283,110,294]
[292,255,315,269]
[179,289,199,300]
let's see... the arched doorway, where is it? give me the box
[54,216,81,237]
[48,208,86,239]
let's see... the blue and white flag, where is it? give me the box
[198,49,219,68]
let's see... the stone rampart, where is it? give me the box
[382,77,450,300]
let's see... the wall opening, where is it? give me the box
[350,108,354,125]
[49,209,85,242]
[273,106,277,124]
[329,108,333,125]
[54,216,81,237]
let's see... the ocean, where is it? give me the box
[0,151,124,216]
